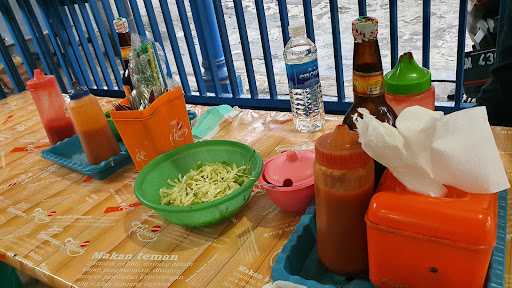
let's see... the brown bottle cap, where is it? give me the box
[352,16,378,42]
[315,124,372,170]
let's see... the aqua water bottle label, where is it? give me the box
[286,60,320,90]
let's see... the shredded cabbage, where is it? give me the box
[159,162,250,206]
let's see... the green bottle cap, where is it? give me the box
[384,52,431,95]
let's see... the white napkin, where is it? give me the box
[355,106,510,197]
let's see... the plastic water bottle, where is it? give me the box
[284,25,325,133]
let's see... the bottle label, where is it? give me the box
[121,46,131,60]
[286,60,320,90]
[353,71,384,96]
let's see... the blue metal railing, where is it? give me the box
[0,0,468,113]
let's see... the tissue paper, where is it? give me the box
[355,106,509,197]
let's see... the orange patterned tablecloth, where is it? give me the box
[0,92,510,287]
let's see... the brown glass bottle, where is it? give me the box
[343,17,396,130]
[113,17,133,98]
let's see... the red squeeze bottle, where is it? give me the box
[26,69,75,144]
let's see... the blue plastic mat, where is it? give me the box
[272,190,508,287]
[487,190,508,288]
[41,135,132,180]
[272,206,372,287]
[0,262,22,288]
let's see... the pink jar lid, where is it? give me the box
[262,150,315,188]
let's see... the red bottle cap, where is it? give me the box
[26,69,54,90]
[315,124,372,170]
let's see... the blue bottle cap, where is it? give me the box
[69,81,89,100]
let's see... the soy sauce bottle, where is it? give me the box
[343,17,396,130]
[113,17,133,98]
[343,16,396,185]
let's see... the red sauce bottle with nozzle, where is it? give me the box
[26,69,75,144]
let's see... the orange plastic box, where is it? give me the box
[110,87,193,170]
[366,170,497,288]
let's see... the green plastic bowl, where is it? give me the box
[135,140,263,227]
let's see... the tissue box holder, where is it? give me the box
[366,170,498,288]
[110,87,193,170]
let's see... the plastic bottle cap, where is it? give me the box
[69,81,90,100]
[384,52,432,95]
[262,150,315,187]
[352,16,378,42]
[26,69,52,90]
[315,124,372,170]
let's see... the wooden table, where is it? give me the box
[0,92,510,288]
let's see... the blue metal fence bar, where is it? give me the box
[0,85,5,98]
[255,0,277,99]
[329,0,345,102]
[78,1,114,89]
[0,1,35,78]
[64,1,103,88]
[159,0,191,95]
[142,0,172,78]
[16,0,65,89]
[113,0,128,19]
[0,35,25,93]
[16,0,47,76]
[58,5,95,87]
[100,0,122,56]
[42,2,87,86]
[37,0,72,89]
[302,0,315,42]
[212,0,240,97]
[56,5,94,87]
[233,0,258,99]
[189,0,222,96]
[358,0,367,17]
[175,0,206,96]
[186,93,458,114]
[389,0,398,68]
[0,0,467,114]
[454,0,468,109]
[61,0,103,88]
[277,0,289,46]
[87,0,123,88]
[127,0,147,39]
[186,94,354,113]
[422,0,431,68]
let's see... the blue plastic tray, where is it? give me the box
[41,135,132,180]
[272,190,508,288]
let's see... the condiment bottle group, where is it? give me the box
[67,83,120,164]
[26,69,75,144]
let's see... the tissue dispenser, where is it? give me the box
[366,170,497,288]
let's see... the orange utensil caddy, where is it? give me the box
[366,170,497,288]
[110,87,193,170]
